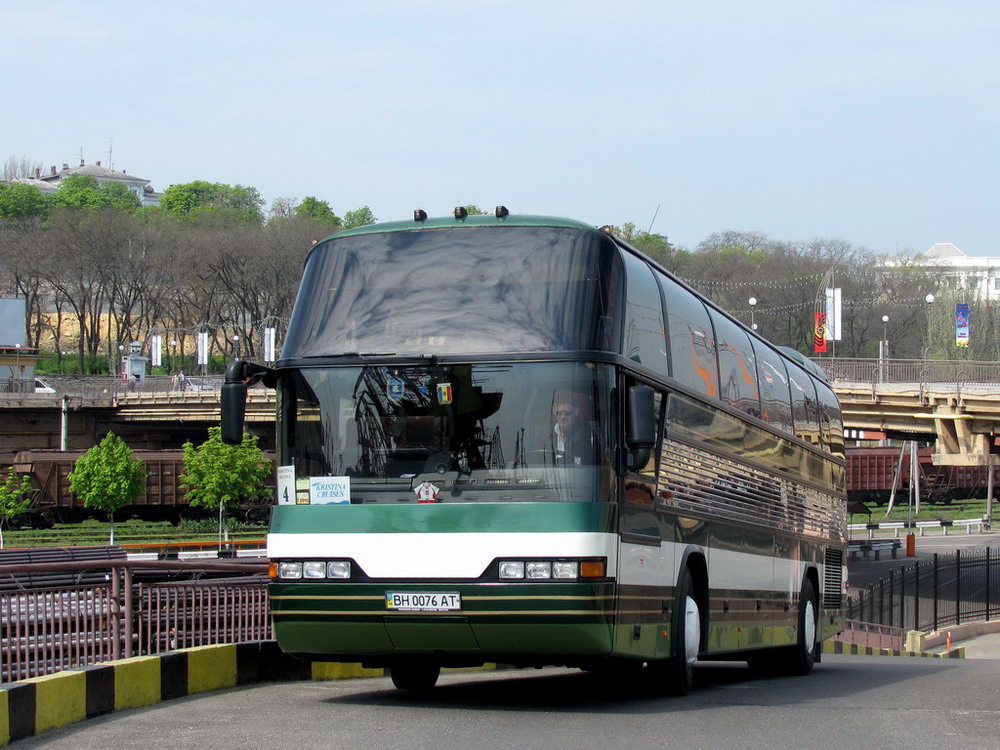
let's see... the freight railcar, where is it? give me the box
[9,449,277,526]
[846,446,991,506]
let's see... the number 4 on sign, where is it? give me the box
[414,481,439,503]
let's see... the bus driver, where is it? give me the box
[551,389,596,466]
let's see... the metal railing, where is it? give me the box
[847,548,1000,633]
[0,374,226,402]
[818,357,1000,386]
[0,559,269,683]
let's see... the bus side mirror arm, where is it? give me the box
[626,385,656,470]
[221,359,277,445]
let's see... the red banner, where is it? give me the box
[814,311,827,353]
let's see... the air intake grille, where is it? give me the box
[823,547,844,608]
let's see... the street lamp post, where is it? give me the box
[880,315,889,382]
[748,297,758,331]
[924,294,935,359]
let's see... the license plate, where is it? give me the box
[385,592,461,611]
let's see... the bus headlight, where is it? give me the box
[499,561,525,579]
[525,562,552,579]
[277,562,303,579]
[552,561,579,579]
[303,561,327,579]
[327,561,352,578]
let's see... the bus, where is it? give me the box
[221,208,847,694]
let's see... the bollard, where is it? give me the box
[946,632,952,651]
[905,533,916,557]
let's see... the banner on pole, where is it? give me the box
[197,331,209,365]
[814,311,827,352]
[956,303,970,347]
[824,288,842,341]
[264,327,276,363]
[150,335,162,367]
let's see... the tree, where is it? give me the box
[180,426,271,546]
[342,205,377,229]
[50,174,109,211]
[295,196,342,226]
[99,181,141,212]
[2,154,42,182]
[160,181,264,223]
[0,182,50,221]
[68,433,146,544]
[0,467,34,549]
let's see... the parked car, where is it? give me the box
[34,378,56,394]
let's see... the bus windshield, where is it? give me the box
[278,361,614,504]
[281,225,623,358]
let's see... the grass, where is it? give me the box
[850,496,993,525]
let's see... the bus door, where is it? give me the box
[616,378,671,659]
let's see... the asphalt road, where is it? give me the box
[16,656,1000,750]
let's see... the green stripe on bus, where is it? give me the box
[270,502,618,534]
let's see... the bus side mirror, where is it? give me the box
[221,359,277,445]
[626,385,656,470]
[221,360,249,445]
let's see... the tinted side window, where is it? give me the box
[751,340,793,433]
[659,275,718,399]
[621,253,667,374]
[786,361,821,446]
[710,310,760,418]
[815,380,845,459]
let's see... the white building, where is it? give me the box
[915,243,1000,301]
[14,159,161,207]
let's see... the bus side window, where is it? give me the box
[621,253,668,374]
[709,310,760,418]
[751,340,793,433]
[787,362,821,446]
[659,275,718,399]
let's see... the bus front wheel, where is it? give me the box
[651,568,700,696]
[389,661,441,691]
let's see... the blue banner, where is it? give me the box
[956,303,970,347]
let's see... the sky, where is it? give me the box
[4,1,999,255]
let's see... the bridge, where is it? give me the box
[822,358,1000,466]
[5,360,1000,465]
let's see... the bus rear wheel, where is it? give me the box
[785,578,818,675]
[389,661,441,691]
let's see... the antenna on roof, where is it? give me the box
[107,134,114,171]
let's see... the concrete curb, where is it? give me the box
[0,642,374,746]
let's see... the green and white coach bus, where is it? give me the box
[221,208,847,694]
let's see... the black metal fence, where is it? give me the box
[848,548,1000,633]
[0,559,270,683]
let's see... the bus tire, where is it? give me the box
[652,568,700,696]
[783,578,818,676]
[389,661,441,691]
